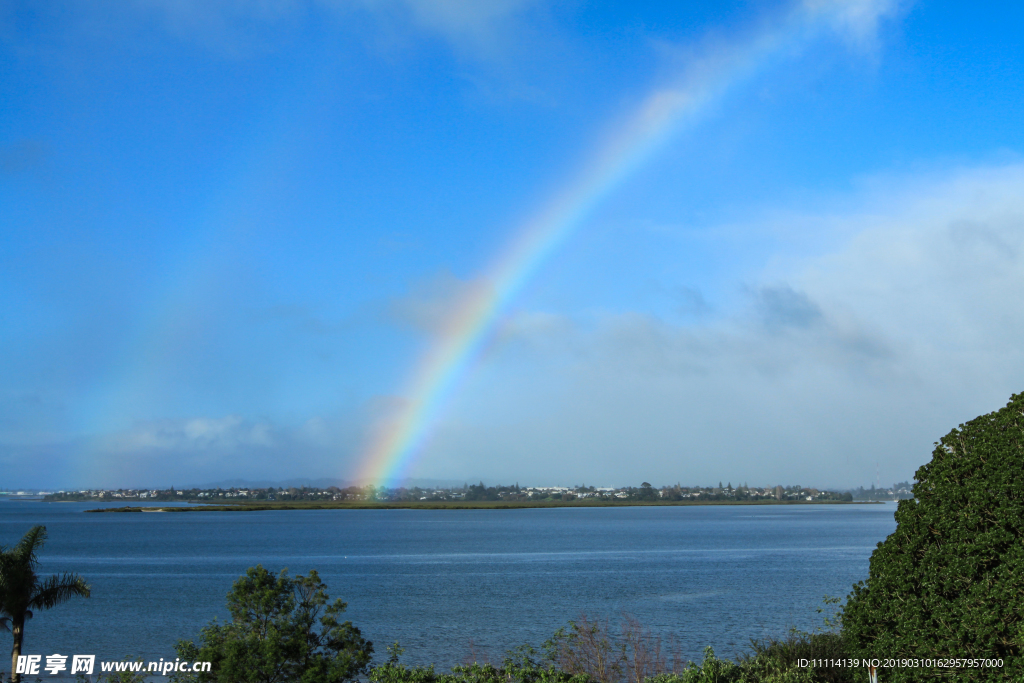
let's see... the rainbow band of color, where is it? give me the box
[356,0,873,487]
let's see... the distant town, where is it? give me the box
[1,481,917,503]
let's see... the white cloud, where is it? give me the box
[803,0,905,52]
[347,0,539,52]
[98,415,275,453]
[44,413,364,488]
[57,0,540,57]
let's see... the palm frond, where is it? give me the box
[11,526,47,566]
[29,573,91,609]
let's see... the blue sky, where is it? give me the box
[2,0,1023,489]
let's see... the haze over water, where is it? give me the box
[0,502,896,669]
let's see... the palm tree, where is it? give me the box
[0,526,90,683]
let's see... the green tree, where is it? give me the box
[637,483,657,501]
[174,565,372,683]
[841,392,1024,681]
[100,657,149,683]
[0,526,91,683]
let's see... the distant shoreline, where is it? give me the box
[85,499,880,512]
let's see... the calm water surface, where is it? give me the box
[0,502,897,668]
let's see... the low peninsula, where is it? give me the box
[38,481,898,512]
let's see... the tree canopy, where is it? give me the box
[174,565,372,683]
[841,392,1024,681]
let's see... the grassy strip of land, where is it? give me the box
[85,499,867,512]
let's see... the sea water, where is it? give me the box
[0,501,897,669]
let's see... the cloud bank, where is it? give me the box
[385,163,1024,488]
[4,161,1020,491]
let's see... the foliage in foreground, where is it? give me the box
[370,615,857,683]
[171,565,372,683]
[168,562,857,683]
[841,392,1024,682]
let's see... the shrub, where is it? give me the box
[173,565,372,683]
[369,643,590,683]
[841,392,1024,681]
[739,632,853,683]
[370,615,857,683]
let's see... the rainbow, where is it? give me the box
[355,0,876,487]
